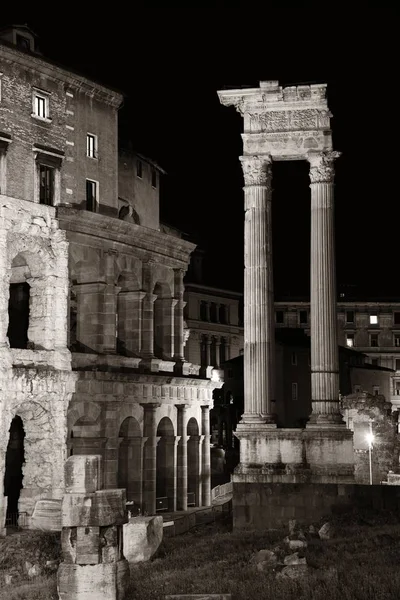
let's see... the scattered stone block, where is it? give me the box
[31,499,62,531]
[27,563,42,577]
[284,552,307,566]
[318,522,333,540]
[276,564,308,580]
[57,561,129,600]
[250,549,278,571]
[123,516,163,564]
[95,489,127,526]
[288,539,307,550]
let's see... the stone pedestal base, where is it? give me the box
[57,560,129,600]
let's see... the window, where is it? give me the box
[86,134,97,158]
[372,385,380,396]
[291,383,298,401]
[371,358,379,367]
[200,301,208,321]
[151,168,157,188]
[346,310,355,324]
[39,165,54,205]
[276,310,284,324]
[396,381,400,395]
[370,333,379,347]
[346,334,354,348]
[16,34,31,51]
[299,310,308,324]
[86,179,97,212]
[395,335,400,347]
[291,352,297,366]
[369,314,378,325]
[136,160,142,178]
[32,90,50,120]
[396,359,400,372]
[353,385,361,393]
[394,312,400,325]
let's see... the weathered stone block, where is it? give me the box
[57,560,129,600]
[61,493,96,527]
[31,499,62,531]
[61,528,77,563]
[76,527,100,565]
[95,489,127,526]
[65,455,102,494]
[123,516,163,564]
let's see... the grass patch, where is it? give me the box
[4,509,400,599]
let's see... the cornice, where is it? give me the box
[0,42,123,109]
[57,206,195,266]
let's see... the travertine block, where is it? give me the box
[65,455,102,494]
[76,526,100,565]
[94,489,127,526]
[123,516,163,564]
[61,490,126,527]
[57,560,129,600]
[31,499,62,531]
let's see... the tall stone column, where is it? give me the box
[141,403,160,515]
[307,151,344,426]
[201,406,211,507]
[176,404,188,511]
[102,249,118,354]
[205,336,211,367]
[173,268,186,362]
[215,339,221,368]
[240,155,276,424]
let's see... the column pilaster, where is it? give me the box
[307,151,344,426]
[117,291,146,355]
[176,404,188,511]
[141,403,161,514]
[240,155,276,424]
[141,293,157,358]
[201,405,211,507]
[173,268,186,363]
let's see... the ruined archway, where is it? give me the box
[118,416,141,504]
[4,416,25,526]
[156,417,175,512]
[187,417,200,507]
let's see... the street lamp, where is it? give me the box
[365,420,374,485]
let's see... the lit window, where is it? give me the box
[86,134,97,158]
[291,383,298,401]
[276,310,284,324]
[396,381,400,395]
[370,333,379,347]
[370,315,378,325]
[39,164,54,206]
[346,310,355,324]
[86,179,97,212]
[291,352,297,366]
[32,90,50,120]
[136,160,142,178]
[299,310,308,324]
[346,334,354,348]
[396,359,400,372]
[151,168,157,188]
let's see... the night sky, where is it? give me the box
[2,4,398,297]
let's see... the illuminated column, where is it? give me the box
[141,403,160,514]
[176,404,188,511]
[215,338,221,368]
[141,293,157,357]
[307,151,344,426]
[240,155,276,424]
[173,268,186,362]
[201,405,211,506]
[205,336,211,367]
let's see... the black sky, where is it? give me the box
[2,4,399,297]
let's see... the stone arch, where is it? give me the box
[8,238,56,278]
[156,416,175,511]
[187,417,201,507]
[118,416,142,503]
[153,281,173,360]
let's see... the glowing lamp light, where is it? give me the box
[366,432,374,447]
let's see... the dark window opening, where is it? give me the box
[210,303,218,323]
[276,310,284,324]
[151,168,157,188]
[136,160,142,178]
[86,180,97,212]
[200,301,208,321]
[16,34,31,51]
[39,164,54,205]
[346,310,355,324]
[219,304,227,324]
[7,282,30,349]
[370,334,379,348]
[4,416,25,521]
[299,310,308,324]
[395,312,400,325]
[371,358,379,366]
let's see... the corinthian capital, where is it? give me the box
[240,155,272,187]
[308,151,341,184]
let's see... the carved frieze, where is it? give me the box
[239,155,272,187]
[308,151,341,184]
[249,109,331,133]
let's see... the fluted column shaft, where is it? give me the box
[240,155,275,424]
[201,406,211,506]
[308,151,343,425]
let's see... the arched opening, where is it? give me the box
[156,417,175,512]
[187,417,200,507]
[118,417,141,504]
[8,253,32,349]
[4,416,25,525]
